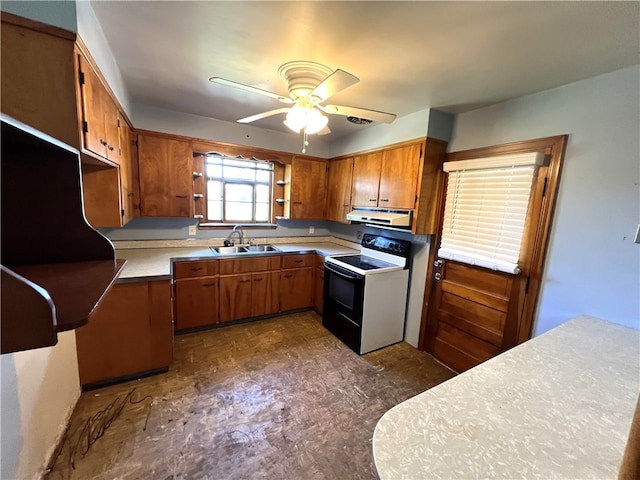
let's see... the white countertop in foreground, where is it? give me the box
[114,239,358,281]
[373,316,640,479]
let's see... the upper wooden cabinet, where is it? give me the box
[284,155,327,220]
[379,143,423,209]
[326,157,354,223]
[78,55,121,164]
[137,133,194,217]
[352,143,422,210]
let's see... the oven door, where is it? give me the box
[322,261,365,354]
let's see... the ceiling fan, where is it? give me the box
[209,61,396,152]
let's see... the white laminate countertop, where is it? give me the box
[373,315,640,479]
[115,241,359,281]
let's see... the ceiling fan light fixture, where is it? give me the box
[283,103,328,135]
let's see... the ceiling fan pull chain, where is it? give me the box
[302,129,309,154]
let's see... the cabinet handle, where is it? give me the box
[127,193,134,197]
[380,199,389,202]
[369,198,377,202]
[293,201,303,205]
[294,260,303,264]
[253,277,264,282]
[343,204,349,207]
[100,139,107,146]
[202,283,216,287]
[108,145,114,151]
[283,274,293,278]
[189,267,203,272]
[239,279,251,284]
[175,195,188,198]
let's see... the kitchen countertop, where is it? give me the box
[373,315,640,479]
[115,241,359,281]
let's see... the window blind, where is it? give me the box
[438,152,545,275]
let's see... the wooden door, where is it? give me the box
[290,156,327,219]
[138,134,193,217]
[251,271,280,317]
[174,277,218,330]
[379,142,422,209]
[351,152,382,207]
[78,55,107,158]
[280,268,313,311]
[103,93,120,164]
[420,136,567,372]
[325,157,353,222]
[219,274,252,322]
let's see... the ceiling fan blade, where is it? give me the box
[310,69,359,102]
[320,104,396,124]
[317,125,331,136]
[210,77,294,104]
[237,108,291,124]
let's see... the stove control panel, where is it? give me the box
[361,234,412,258]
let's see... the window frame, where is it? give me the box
[201,153,275,226]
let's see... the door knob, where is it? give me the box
[434,259,443,268]
[434,272,441,281]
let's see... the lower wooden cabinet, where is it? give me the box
[219,273,253,322]
[251,272,280,317]
[175,277,218,329]
[280,254,314,311]
[75,280,173,387]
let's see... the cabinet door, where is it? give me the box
[174,277,218,330]
[379,143,422,209]
[118,114,135,224]
[325,157,354,222]
[78,55,108,159]
[352,152,382,207]
[251,271,280,317]
[75,281,173,387]
[138,134,193,217]
[219,274,253,322]
[290,157,327,219]
[280,268,313,311]
[103,93,120,164]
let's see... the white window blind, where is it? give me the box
[438,152,545,274]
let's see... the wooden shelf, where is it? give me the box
[1,114,122,354]
[11,260,126,332]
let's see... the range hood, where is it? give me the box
[346,207,413,229]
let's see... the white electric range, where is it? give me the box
[323,234,412,354]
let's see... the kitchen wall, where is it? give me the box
[1,333,80,480]
[448,65,640,335]
[1,0,76,31]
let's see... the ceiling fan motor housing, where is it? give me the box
[278,61,333,101]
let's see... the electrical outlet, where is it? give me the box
[357,230,363,240]
[309,226,315,234]
[188,225,197,236]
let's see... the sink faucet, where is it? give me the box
[227,224,245,246]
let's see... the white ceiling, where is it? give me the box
[90,1,639,139]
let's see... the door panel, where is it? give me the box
[351,152,382,207]
[421,136,568,372]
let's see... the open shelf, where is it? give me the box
[1,114,124,354]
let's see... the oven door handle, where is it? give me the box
[324,262,365,283]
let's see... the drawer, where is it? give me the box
[281,253,314,269]
[219,256,275,275]
[173,260,218,279]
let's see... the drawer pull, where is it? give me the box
[190,267,204,272]
[175,195,188,199]
[283,274,293,278]
[294,260,303,264]
[253,277,264,282]
[239,279,251,284]
[202,283,216,287]
[369,198,377,202]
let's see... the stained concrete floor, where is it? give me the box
[47,311,456,480]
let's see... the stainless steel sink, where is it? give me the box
[214,246,248,254]
[245,245,278,252]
